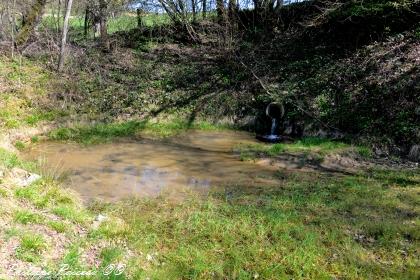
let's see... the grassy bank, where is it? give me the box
[237,137,373,161]
[1,146,419,279]
[48,119,233,144]
[0,57,58,130]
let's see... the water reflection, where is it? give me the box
[27,130,280,201]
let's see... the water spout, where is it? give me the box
[256,102,284,143]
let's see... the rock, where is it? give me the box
[10,168,42,187]
[92,214,108,229]
[95,214,108,222]
[316,129,328,138]
[408,145,420,162]
[19,173,41,187]
[373,146,388,158]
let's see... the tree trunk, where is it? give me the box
[56,0,61,34]
[191,0,196,22]
[216,0,224,23]
[58,0,73,72]
[6,0,17,56]
[228,0,237,20]
[99,0,108,48]
[15,0,47,46]
[202,0,207,18]
[84,6,89,37]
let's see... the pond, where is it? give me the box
[26,130,280,201]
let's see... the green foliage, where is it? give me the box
[41,12,170,43]
[99,247,127,279]
[340,0,416,18]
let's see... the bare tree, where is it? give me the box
[58,0,73,71]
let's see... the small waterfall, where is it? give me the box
[270,118,277,135]
[257,102,283,142]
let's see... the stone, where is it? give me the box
[10,168,42,187]
[95,214,108,222]
[92,214,108,229]
[408,145,420,162]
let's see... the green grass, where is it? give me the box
[13,210,42,225]
[0,148,22,168]
[99,247,127,279]
[0,56,57,130]
[52,205,90,225]
[47,220,68,233]
[48,120,231,144]
[14,140,26,151]
[238,137,371,160]
[16,233,47,262]
[0,148,35,170]
[41,12,171,43]
[15,180,75,208]
[2,133,419,278]
[90,167,419,279]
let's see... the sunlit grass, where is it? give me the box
[90,168,419,279]
[16,233,47,263]
[13,209,43,225]
[47,220,68,233]
[48,120,232,144]
[1,136,418,278]
[41,12,171,43]
[15,180,77,209]
[0,56,57,130]
[238,137,372,160]
[0,148,35,170]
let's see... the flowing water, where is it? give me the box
[26,130,280,201]
[271,118,277,135]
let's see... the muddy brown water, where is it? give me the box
[26,130,281,201]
